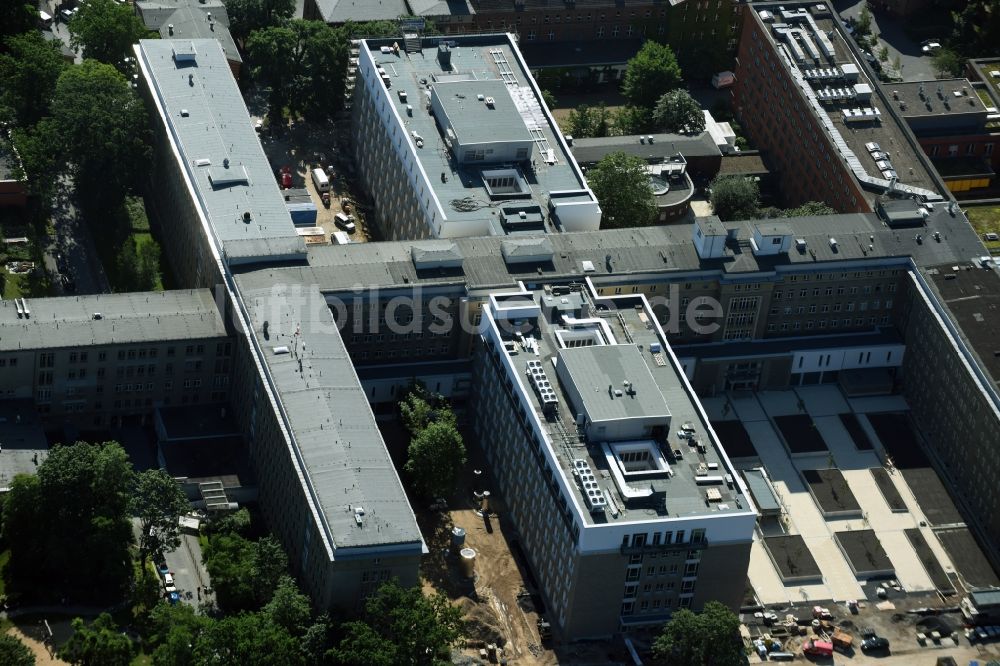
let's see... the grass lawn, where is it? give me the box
[0,549,9,598]
[965,205,1000,253]
[90,196,164,292]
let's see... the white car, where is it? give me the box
[922,42,941,54]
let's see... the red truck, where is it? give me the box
[803,639,834,657]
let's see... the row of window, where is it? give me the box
[774,299,893,315]
[767,316,891,332]
[928,143,995,158]
[621,595,692,616]
[775,283,896,299]
[623,529,706,548]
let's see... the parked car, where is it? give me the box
[334,212,356,233]
[60,274,76,293]
[860,636,890,652]
[922,42,942,54]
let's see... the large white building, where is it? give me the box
[351,33,601,240]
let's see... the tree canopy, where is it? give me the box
[193,612,305,666]
[49,60,151,206]
[0,634,34,666]
[0,31,67,126]
[405,420,467,500]
[586,151,656,228]
[61,613,134,666]
[224,0,295,47]
[652,90,705,135]
[709,175,760,222]
[566,103,611,138]
[950,1,1000,58]
[621,41,683,109]
[0,3,37,42]
[246,20,350,122]
[3,442,134,601]
[652,601,743,666]
[264,575,313,635]
[399,384,455,436]
[931,47,963,78]
[68,0,151,71]
[131,468,189,565]
[332,580,464,666]
[203,532,289,612]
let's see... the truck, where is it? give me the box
[311,167,330,193]
[803,639,833,657]
[831,628,853,651]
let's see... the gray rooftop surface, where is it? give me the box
[889,79,988,118]
[571,132,722,164]
[558,346,671,423]
[234,209,985,293]
[0,290,227,352]
[360,34,591,232]
[436,79,531,146]
[492,288,750,525]
[0,402,48,491]
[240,283,423,550]
[135,0,242,66]
[136,39,302,259]
[314,0,407,22]
[751,3,948,202]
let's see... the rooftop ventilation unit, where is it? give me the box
[485,97,495,108]
[525,359,558,413]
[572,459,607,513]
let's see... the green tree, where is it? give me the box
[9,121,61,199]
[3,442,134,601]
[782,201,836,217]
[541,89,557,109]
[856,6,873,37]
[405,420,466,499]
[50,60,151,207]
[709,175,760,221]
[566,103,611,138]
[116,238,141,291]
[399,384,454,436]
[68,0,151,71]
[132,469,189,566]
[137,240,162,290]
[0,3,37,41]
[877,45,889,62]
[0,31,67,126]
[145,601,209,666]
[652,601,742,666]
[224,0,295,48]
[61,613,134,666]
[652,89,705,134]
[586,151,656,228]
[621,41,683,109]
[950,1,1000,58]
[612,105,653,136]
[210,507,252,536]
[247,20,349,122]
[332,580,464,666]
[203,533,288,611]
[932,47,963,78]
[193,613,304,666]
[0,633,34,666]
[264,576,312,635]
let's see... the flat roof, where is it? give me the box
[314,0,407,23]
[889,79,988,118]
[743,468,781,513]
[135,0,242,66]
[359,34,594,234]
[571,132,721,164]
[487,287,750,525]
[435,79,531,146]
[558,345,671,423]
[750,3,947,203]
[240,283,423,550]
[233,208,985,293]
[135,39,302,261]
[925,264,1000,389]
[0,290,227,352]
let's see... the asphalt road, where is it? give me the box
[162,532,212,609]
[44,179,110,296]
[831,0,936,82]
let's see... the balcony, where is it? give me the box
[620,538,709,556]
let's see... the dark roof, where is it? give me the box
[314,0,408,23]
[571,132,721,164]
[519,38,642,69]
[719,153,769,175]
[926,264,1000,389]
[889,79,988,118]
[135,0,242,65]
[407,0,474,16]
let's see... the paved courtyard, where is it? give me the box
[704,386,968,605]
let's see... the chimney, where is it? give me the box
[167,24,174,36]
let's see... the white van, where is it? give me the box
[38,10,53,28]
[334,212,356,233]
[311,167,330,193]
[711,71,736,89]
[332,231,351,245]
